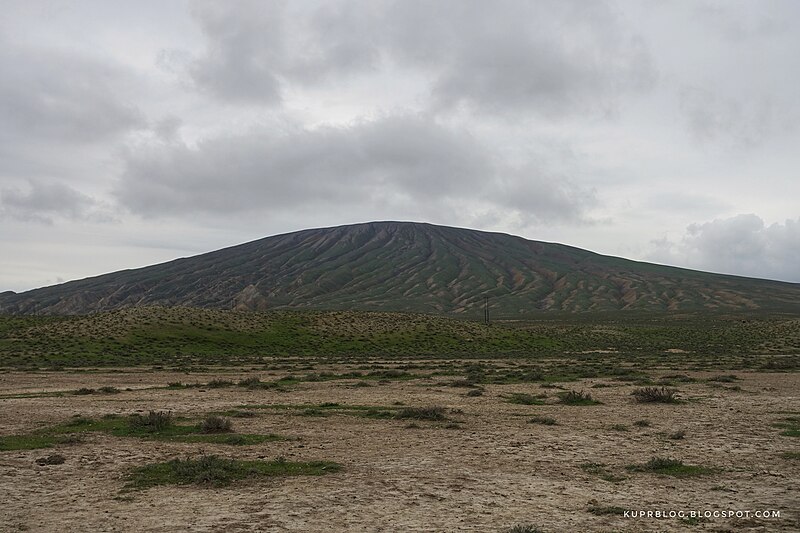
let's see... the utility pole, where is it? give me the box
[484,296,489,325]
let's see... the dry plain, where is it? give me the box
[1,364,797,532]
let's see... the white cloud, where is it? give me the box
[649,214,800,282]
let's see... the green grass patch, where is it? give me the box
[505,526,544,533]
[588,505,626,516]
[505,393,547,405]
[0,433,71,451]
[774,417,800,437]
[626,457,718,477]
[0,413,285,451]
[706,374,739,383]
[394,406,448,421]
[123,455,341,491]
[580,462,626,483]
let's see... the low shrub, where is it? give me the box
[200,416,233,434]
[631,387,679,404]
[558,390,601,405]
[128,411,173,432]
[395,406,447,421]
[35,454,66,466]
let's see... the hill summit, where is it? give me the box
[1,221,798,315]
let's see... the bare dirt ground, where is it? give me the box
[0,366,797,532]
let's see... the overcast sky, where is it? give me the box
[2,0,799,292]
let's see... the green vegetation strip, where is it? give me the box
[124,455,340,491]
[237,402,450,421]
[2,308,798,369]
[0,414,284,451]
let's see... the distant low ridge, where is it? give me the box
[2,221,798,315]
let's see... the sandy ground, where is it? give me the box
[0,367,797,532]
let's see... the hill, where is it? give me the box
[1,221,799,315]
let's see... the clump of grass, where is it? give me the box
[237,377,264,389]
[774,417,800,437]
[66,416,94,427]
[668,430,686,440]
[128,411,173,432]
[779,451,800,460]
[588,505,625,516]
[465,388,484,397]
[98,386,120,394]
[74,388,95,395]
[124,455,341,491]
[506,524,545,533]
[360,408,394,419]
[506,393,546,405]
[206,379,233,388]
[301,408,327,417]
[627,457,717,477]
[395,406,447,421]
[659,374,696,383]
[610,424,629,432]
[631,387,679,404]
[226,410,257,418]
[166,382,185,389]
[448,379,478,388]
[529,416,557,426]
[558,390,601,405]
[200,416,233,434]
[35,454,65,466]
[633,419,651,427]
[580,462,626,482]
[707,374,738,383]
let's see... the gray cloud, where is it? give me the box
[116,114,593,224]
[188,0,654,117]
[391,0,654,117]
[189,0,287,104]
[0,180,106,224]
[679,87,793,149]
[491,168,597,226]
[649,214,800,283]
[190,0,382,104]
[695,2,792,43]
[643,191,730,215]
[0,40,145,145]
